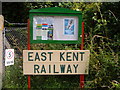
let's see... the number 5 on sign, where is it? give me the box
[5,49,14,66]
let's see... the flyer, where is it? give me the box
[42,30,49,40]
[33,16,54,40]
[64,18,74,35]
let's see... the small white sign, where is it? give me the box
[5,49,14,66]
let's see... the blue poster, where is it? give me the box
[64,19,74,35]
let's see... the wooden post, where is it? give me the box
[27,19,31,90]
[0,15,4,89]
[80,22,85,88]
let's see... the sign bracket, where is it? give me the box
[27,19,31,90]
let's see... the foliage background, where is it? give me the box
[2,2,120,89]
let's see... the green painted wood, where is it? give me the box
[29,7,82,14]
[29,7,82,44]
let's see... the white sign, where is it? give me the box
[5,49,14,66]
[23,50,90,75]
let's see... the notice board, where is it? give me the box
[30,7,82,44]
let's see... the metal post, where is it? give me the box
[27,19,31,90]
[0,15,4,90]
[80,22,85,88]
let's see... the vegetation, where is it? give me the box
[2,2,120,89]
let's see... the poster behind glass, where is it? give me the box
[33,16,78,41]
[33,16,54,40]
[64,18,74,35]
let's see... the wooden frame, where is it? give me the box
[29,7,82,44]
